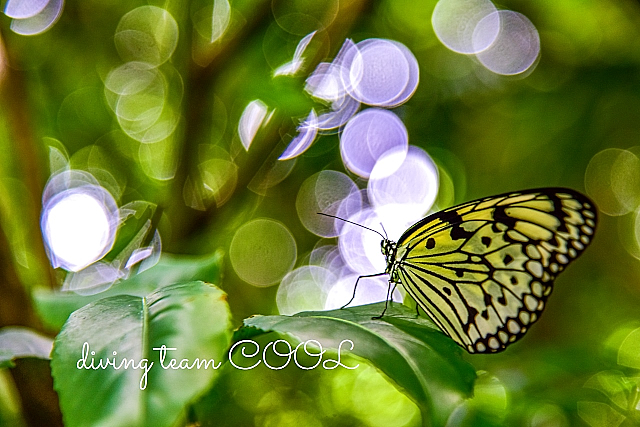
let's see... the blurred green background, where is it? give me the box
[1,0,640,426]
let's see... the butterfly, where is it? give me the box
[325,188,597,353]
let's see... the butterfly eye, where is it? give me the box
[381,241,389,256]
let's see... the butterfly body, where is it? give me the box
[378,188,597,353]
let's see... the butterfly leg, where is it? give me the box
[390,282,398,300]
[372,280,398,320]
[341,272,388,309]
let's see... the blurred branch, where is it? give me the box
[11,359,63,427]
[0,227,38,328]
[167,0,370,248]
[0,226,62,427]
[166,0,274,244]
[0,29,61,427]
[0,31,54,291]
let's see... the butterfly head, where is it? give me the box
[380,239,395,257]
[381,238,397,271]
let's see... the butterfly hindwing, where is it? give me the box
[390,188,597,353]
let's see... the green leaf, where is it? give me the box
[0,327,53,369]
[51,281,232,427]
[33,251,223,330]
[236,302,476,426]
[618,327,640,370]
[577,401,626,427]
[584,370,632,411]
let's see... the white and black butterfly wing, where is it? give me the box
[391,188,597,353]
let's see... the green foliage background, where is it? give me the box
[1,0,640,426]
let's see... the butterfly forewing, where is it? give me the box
[392,188,597,353]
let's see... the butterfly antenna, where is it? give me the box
[379,223,389,240]
[317,212,386,240]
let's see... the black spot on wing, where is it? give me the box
[480,294,494,319]
[466,306,479,328]
[494,205,517,228]
[440,209,463,225]
[426,238,435,249]
[397,205,466,244]
[450,224,474,240]
[484,293,493,307]
[556,221,568,233]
